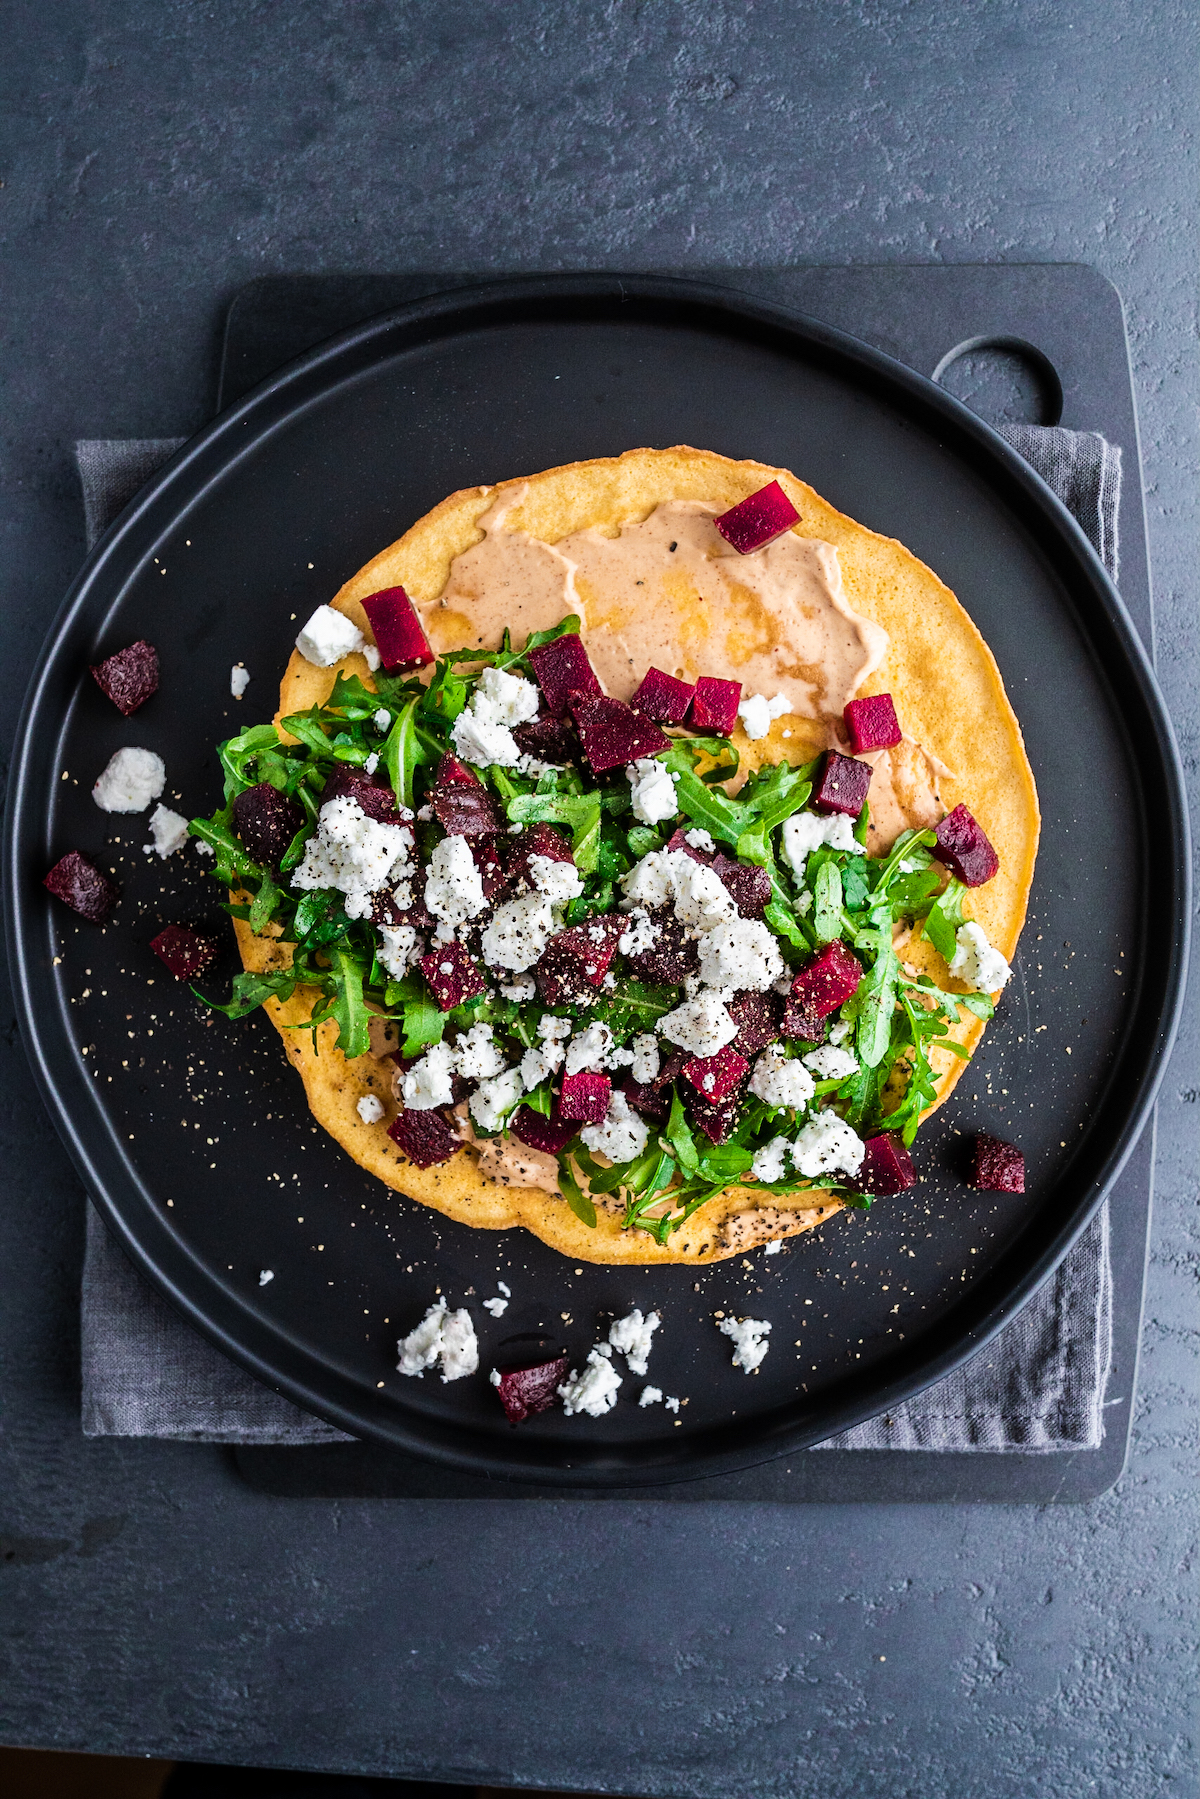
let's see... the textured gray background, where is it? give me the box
[1,2,1197,1793]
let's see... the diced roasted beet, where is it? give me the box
[471,835,510,901]
[621,1077,671,1125]
[728,989,784,1057]
[359,586,432,672]
[970,1132,1025,1193]
[558,1070,611,1125]
[321,764,405,825]
[536,915,622,1006]
[631,666,694,725]
[690,676,741,737]
[934,804,1000,887]
[665,827,714,865]
[682,1044,749,1105]
[387,1107,460,1169]
[372,889,434,932]
[528,632,601,716]
[684,1086,742,1145]
[568,692,670,774]
[780,996,829,1045]
[512,715,579,765]
[507,820,574,890]
[623,912,699,987]
[233,782,305,867]
[711,852,771,920]
[149,924,220,981]
[651,1047,688,1091]
[511,1106,579,1155]
[713,480,801,554]
[789,941,864,1020]
[420,939,486,1012]
[855,1132,916,1195]
[494,1355,570,1424]
[43,851,119,923]
[429,752,503,838]
[844,692,902,754]
[813,750,873,818]
[90,640,159,716]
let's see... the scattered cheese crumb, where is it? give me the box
[718,1314,771,1373]
[92,747,166,814]
[230,663,250,699]
[950,920,1012,993]
[143,803,190,859]
[558,1348,622,1416]
[397,1298,479,1382]
[258,1269,274,1287]
[608,1307,660,1376]
[482,1296,509,1317]
[356,1094,385,1124]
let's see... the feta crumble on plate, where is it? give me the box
[780,808,864,877]
[397,1298,479,1382]
[697,917,785,993]
[737,691,790,740]
[143,802,190,858]
[230,662,250,699]
[718,1314,771,1373]
[949,920,1012,992]
[659,989,739,1058]
[296,603,379,671]
[789,1109,866,1179]
[92,746,166,814]
[803,1044,860,1080]
[580,1090,649,1163]
[626,756,680,826]
[608,1307,660,1376]
[356,1093,385,1124]
[749,1045,816,1111]
[558,1346,623,1416]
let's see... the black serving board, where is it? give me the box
[6,271,1188,1489]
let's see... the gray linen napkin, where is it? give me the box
[77,426,1118,1450]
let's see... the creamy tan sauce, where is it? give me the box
[863,737,946,855]
[448,1100,560,1193]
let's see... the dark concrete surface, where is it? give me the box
[1,3,1196,1793]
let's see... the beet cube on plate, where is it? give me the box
[90,640,159,716]
[855,1133,916,1195]
[711,852,771,920]
[970,1132,1025,1193]
[631,666,694,725]
[528,633,601,716]
[621,1077,670,1125]
[682,1045,749,1105]
[388,1107,459,1169]
[684,1086,742,1145]
[471,835,510,901]
[421,940,486,1012]
[536,916,622,1006]
[558,1070,611,1124]
[359,586,432,672]
[934,804,1000,887]
[727,989,784,1057]
[233,783,305,867]
[568,693,669,774]
[150,924,220,981]
[690,676,741,737]
[622,913,698,987]
[713,481,800,554]
[813,750,873,818]
[780,997,829,1045]
[665,826,713,864]
[843,692,902,754]
[494,1356,570,1424]
[321,765,405,825]
[429,752,503,838]
[511,1106,579,1155]
[651,1047,688,1092]
[507,821,574,890]
[512,715,578,765]
[785,942,863,1025]
[43,852,120,923]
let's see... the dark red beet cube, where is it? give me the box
[360,586,432,672]
[568,692,669,774]
[713,480,800,554]
[494,1355,570,1424]
[90,640,159,716]
[387,1107,459,1169]
[508,821,574,890]
[790,941,863,1019]
[620,1077,671,1125]
[421,939,486,1012]
[970,1132,1025,1193]
[691,676,741,737]
[558,1070,611,1125]
[321,765,405,825]
[844,692,902,754]
[813,751,873,818]
[651,1047,688,1091]
[536,915,622,1006]
[855,1132,916,1195]
[429,752,503,838]
[622,912,698,987]
[631,666,694,725]
[233,782,305,867]
[712,852,771,920]
[934,804,1000,887]
[43,851,119,923]
[528,632,601,716]
[150,924,220,981]
[728,989,784,1057]
[665,827,714,865]
[682,1044,749,1105]
[512,715,578,765]
[471,835,510,901]
[685,1087,741,1144]
[781,996,829,1044]
[511,1106,579,1155]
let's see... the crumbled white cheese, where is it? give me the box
[751,1135,793,1183]
[424,833,487,937]
[292,796,413,920]
[790,1108,866,1178]
[698,917,785,992]
[194,840,214,857]
[764,1239,783,1255]
[659,990,739,1058]
[402,1040,457,1111]
[468,1067,525,1133]
[364,752,379,776]
[605,1043,635,1069]
[475,665,541,727]
[397,1298,479,1382]
[829,1015,854,1046]
[455,1022,507,1081]
[617,907,662,958]
[376,923,423,979]
[580,1090,649,1163]
[684,828,715,852]
[780,808,865,878]
[528,853,583,906]
[639,1385,664,1407]
[356,1093,385,1124]
[519,1035,567,1089]
[92,747,166,814]
[482,1295,509,1317]
[565,1021,614,1077]
[480,892,556,970]
[718,1314,771,1373]
[749,1045,816,1111]
[950,920,1012,992]
[804,1044,860,1080]
[498,1280,511,1296]
[499,973,537,1002]
[630,1032,661,1084]
[258,1269,274,1287]
[296,604,368,668]
[558,1347,622,1417]
[668,853,738,931]
[620,848,675,910]
[737,691,790,739]
[451,709,523,770]
[539,1015,573,1044]
[230,662,251,699]
[143,802,190,859]
[374,708,392,733]
[664,1395,681,1413]
[608,1307,660,1376]
[626,757,680,826]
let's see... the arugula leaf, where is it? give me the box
[326,945,372,1059]
[279,706,338,758]
[591,980,678,1037]
[812,860,843,944]
[922,878,967,963]
[247,870,281,935]
[557,1154,597,1228]
[218,723,287,799]
[507,789,603,869]
[195,965,299,1019]
[664,1085,700,1177]
[854,936,900,1069]
[399,989,445,1059]
[659,744,755,845]
[382,696,428,812]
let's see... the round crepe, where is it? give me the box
[234,447,1040,1264]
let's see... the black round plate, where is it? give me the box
[5,276,1189,1484]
